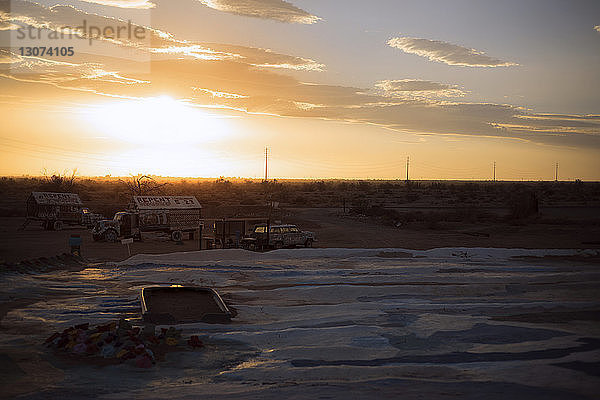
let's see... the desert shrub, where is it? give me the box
[406,193,420,202]
[350,196,370,214]
[425,215,442,230]
[290,195,308,206]
[508,190,539,219]
[239,196,257,205]
[395,210,423,225]
[352,205,400,226]
[0,207,24,217]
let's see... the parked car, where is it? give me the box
[241,224,315,250]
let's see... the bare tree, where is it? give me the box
[121,174,167,196]
[42,168,78,191]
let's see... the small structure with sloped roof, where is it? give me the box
[25,191,84,230]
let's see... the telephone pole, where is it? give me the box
[264,146,268,182]
[555,162,558,182]
[493,161,496,182]
[406,156,410,182]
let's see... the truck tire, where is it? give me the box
[171,230,183,242]
[104,229,118,243]
[304,239,313,248]
[53,220,63,231]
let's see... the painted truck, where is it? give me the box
[24,191,84,230]
[92,195,202,242]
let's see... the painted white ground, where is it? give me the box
[1,248,599,399]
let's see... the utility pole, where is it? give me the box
[406,156,410,182]
[493,161,496,182]
[264,146,268,182]
[555,162,559,182]
[264,146,270,249]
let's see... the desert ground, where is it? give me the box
[1,178,600,265]
[1,204,600,265]
[1,178,599,399]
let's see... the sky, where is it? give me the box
[0,0,599,180]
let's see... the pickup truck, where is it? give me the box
[241,224,315,250]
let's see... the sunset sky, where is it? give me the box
[1,0,599,180]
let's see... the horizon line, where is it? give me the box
[1,175,595,183]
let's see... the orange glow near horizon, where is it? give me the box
[0,96,597,181]
[0,91,598,180]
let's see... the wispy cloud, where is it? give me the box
[0,49,149,87]
[75,0,155,9]
[197,0,320,24]
[0,49,22,63]
[0,3,172,48]
[387,37,517,67]
[490,113,600,142]
[0,19,19,30]
[0,1,323,70]
[170,43,325,71]
[375,79,465,99]
[192,87,248,99]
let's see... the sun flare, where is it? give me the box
[80,96,233,145]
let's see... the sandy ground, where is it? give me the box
[1,207,599,264]
[1,248,599,399]
[287,208,600,250]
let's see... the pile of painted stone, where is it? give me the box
[44,319,204,368]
